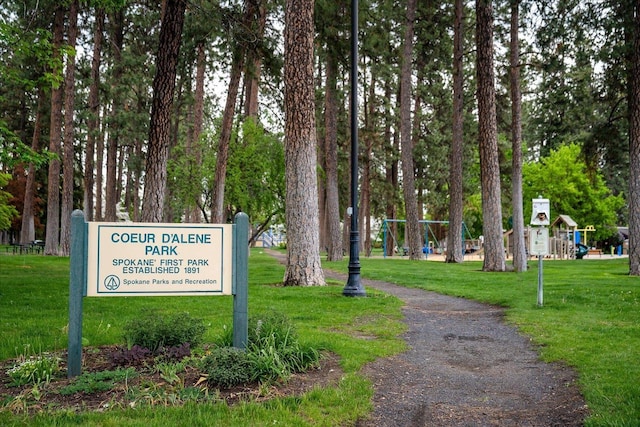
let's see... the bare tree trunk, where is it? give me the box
[446,0,465,263]
[44,6,65,255]
[132,136,143,222]
[411,56,424,236]
[105,9,123,222]
[283,0,325,286]
[324,54,342,261]
[211,51,244,223]
[141,0,187,222]
[384,80,398,256]
[20,88,44,245]
[95,112,105,221]
[360,71,376,257]
[116,143,125,213]
[185,41,206,223]
[476,0,505,272]
[60,0,79,256]
[124,144,133,215]
[629,0,640,275]
[243,0,266,119]
[510,0,527,272]
[84,7,104,222]
[400,0,421,260]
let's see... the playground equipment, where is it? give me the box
[375,219,476,258]
[575,243,589,259]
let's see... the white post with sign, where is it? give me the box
[530,197,549,307]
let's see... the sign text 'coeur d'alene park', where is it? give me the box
[86,222,233,296]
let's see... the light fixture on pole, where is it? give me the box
[343,0,365,297]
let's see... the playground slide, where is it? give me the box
[575,243,589,259]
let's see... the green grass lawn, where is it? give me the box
[1,248,639,426]
[0,248,404,426]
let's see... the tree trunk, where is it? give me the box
[446,0,465,263]
[384,80,398,256]
[132,135,143,222]
[105,9,124,222]
[360,71,376,257]
[60,0,79,256]
[510,0,527,272]
[629,0,640,275]
[84,7,104,222]
[186,41,206,223]
[243,0,266,119]
[400,0,421,260]
[476,0,505,272]
[95,111,105,221]
[211,50,243,223]
[283,0,325,286]
[44,6,65,255]
[324,54,342,261]
[20,88,45,245]
[141,0,187,222]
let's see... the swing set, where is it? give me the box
[375,219,476,258]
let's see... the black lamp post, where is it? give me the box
[343,0,366,297]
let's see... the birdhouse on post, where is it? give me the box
[530,197,550,226]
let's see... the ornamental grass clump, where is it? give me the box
[247,312,320,382]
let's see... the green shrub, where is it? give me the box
[200,347,253,388]
[6,354,61,386]
[123,311,206,352]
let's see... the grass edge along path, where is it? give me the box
[0,249,404,426]
[323,256,639,427]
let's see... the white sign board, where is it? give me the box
[529,227,549,256]
[86,223,233,296]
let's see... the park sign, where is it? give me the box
[86,222,232,296]
[68,210,249,377]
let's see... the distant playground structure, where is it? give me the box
[510,214,626,259]
[375,215,625,260]
[373,219,479,258]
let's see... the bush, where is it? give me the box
[200,347,253,388]
[123,311,206,353]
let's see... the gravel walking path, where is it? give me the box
[323,270,588,426]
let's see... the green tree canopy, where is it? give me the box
[523,143,624,242]
[0,173,19,231]
[168,117,285,239]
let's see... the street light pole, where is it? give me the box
[343,0,366,297]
